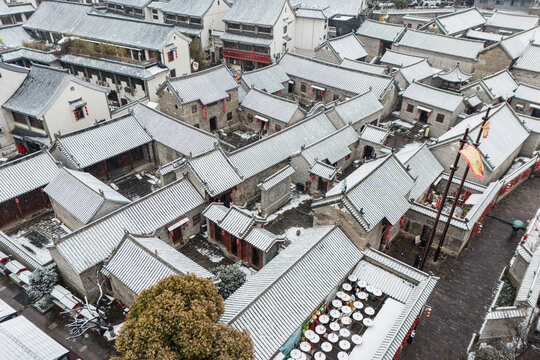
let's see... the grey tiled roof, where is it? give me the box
[221,226,364,360]
[223,0,286,26]
[396,143,443,201]
[0,151,59,204]
[0,25,32,50]
[499,26,540,60]
[379,49,425,68]
[356,19,405,42]
[279,53,394,100]
[485,11,539,31]
[220,31,273,46]
[435,63,472,83]
[167,64,239,105]
[229,112,337,179]
[399,59,441,85]
[323,33,368,61]
[243,228,281,253]
[465,29,503,42]
[132,104,220,156]
[300,126,359,165]
[402,82,464,112]
[240,64,290,94]
[2,64,107,119]
[519,114,540,133]
[241,88,299,124]
[60,54,168,80]
[433,7,485,35]
[340,58,387,75]
[461,69,518,100]
[0,48,57,65]
[396,29,485,60]
[56,177,205,274]
[309,161,337,181]
[148,0,214,17]
[513,83,540,104]
[291,0,364,17]
[104,0,152,8]
[24,2,189,51]
[258,165,295,191]
[103,234,211,295]
[0,1,34,16]
[44,168,130,224]
[53,114,152,169]
[514,43,540,73]
[360,124,389,144]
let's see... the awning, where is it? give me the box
[69,98,87,109]
[417,106,432,113]
[530,103,540,110]
[288,80,295,84]
[166,44,178,51]
[311,85,325,91]
[168,217,189,231]
[255,115,269,122]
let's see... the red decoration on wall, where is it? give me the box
[14,198,19,204]
[399,215,405,226]
[175,50,178,59]
[223,99,226,113]
[169,231,174,237]
[204,106,207,120]
[221,230,226,236]
[84,106,88,116]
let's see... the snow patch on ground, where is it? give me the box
[233,130,257,140]
[195,247,224,263]
[265,192,311,223]
[506,156,531,175]
[281,227,307,242]
[240,266,258,279]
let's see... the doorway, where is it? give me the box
[363,145,374,159]
[419,110,429,123]
[231,237,238,256]
[171,226,183,246]
[421,225,432,246]
[209,116,217,131]
[531,107,540,118]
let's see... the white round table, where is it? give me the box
[315,325,326,335]
[336,291,346,300]
[351,334,363,345]
[332,299,343,309]
[363,318,374,327]
[304,330,315,340]
[290,349,302,359]
[298,353,307,360]
[341,306,352,315]
[330,309,340,319]
[342,294,351,302]
[347,274,358,283]
[314,352,326,360]
[341,316,352,326]
[364,307,375,316]
[366,285,374,293]
[321,342,332,353]
[373,288,383,297]
[328,332,339,343]
[353,301,363,310]
[339,328,351,338]
[300,341,311,352]
[357,280,367,288]
[319,314,330,324]
[357,292,368,300]
[337,351,349,360]
[352,312,363,322]
[339,340,351,351]
[310,334,321,344]
[342,283,352,292]
[329,321,340,332]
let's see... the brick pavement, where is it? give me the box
[388,176,540,360]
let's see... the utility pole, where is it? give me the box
[433,107,492,262]
[419,128,470,270]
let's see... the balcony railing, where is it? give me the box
[222,49,271,64]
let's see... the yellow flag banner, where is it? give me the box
[459,144,484,178]
[481,121,490,138]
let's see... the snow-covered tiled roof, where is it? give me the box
[334,91,384,125]
[44,168,130,224]
[399,59,442,85]
[514,83,540,104]
[518,114,540,134]
[514,43,540,73]
[462,69,518,100]
[300,126,358,165]
[402,82,464,112]
[53,114,152,169]
[0,151,59,204]
[379,49,425,68]
[360,124,389,144]
[279,52,394,100]
[310,161,337,181]
[240,64,290,94]
[103,234,211,295]
[499,26,540,60]
[0,316,69,360]
[258,165,295,191]
[465,29,503,42]
[0,25,33,50]
[486,11,539,32]
[56,177,205,274]
[433,7,486,35]
[148,0,215,17]
[340,58,388,75]
[435,63,472,83]
[396,29,485,60]
[356,19,405,42]
[241,88,300,124]
[167,65,239,105]
[322,33,368,61]
[223,0,286,26]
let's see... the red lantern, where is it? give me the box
[204,106,207,120]
[327,182,331,188]
[236,239,240,245]
[169,231,174,237]
[229,193,233,199]
[14,198,19,204]
[425,307,432,318]
[223,99,226,113]
[311,176,314,180]
[221,230,226,236]
[84,106,88,115]
[399,215,405,226]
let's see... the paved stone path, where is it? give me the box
[389,176,540,360]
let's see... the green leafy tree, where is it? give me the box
[114,274,254,360]
[189,37,206,68]
[211,264,247,299]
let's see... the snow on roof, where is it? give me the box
[166,65,238,105]
[435,63,472,83]
[340,58,388,75]
[229,112,337,179]
[396,29,485,60]
[379,49,426,68]
[0,151,59,204]
[434,103,530,171]
[0,298,16,321]
[0,1,34,16]
[486,11,539,32]
[360,124,389,144]
[514,43,540,73]
[499,26,540,60]
[402,82,464,112]
[356,19,405,42]
[103,233,211,295]
[240,64,290,94]
[0,316,69,360]
[258,165,295,191]
[241,88,300,124]
[290,0,364,17]
[515,208,540,307]
[398,59,442,85]
[518,114,540,134]
[223,0,286,26]
[462,69,518,100]
[465,29,503,42]
[44,168,130,224]
[310,161,337,181]
[148,0,216,17]
[279,52,394,100]
[300,126,359,165]
[322,33,368,61]
[396,143,443,201]
[0,25,33,50]
[334,91,384,125]
[56,177,205,274]
[433,7,486,36]
[53,114,152,169]
[514,83,540,105]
